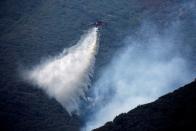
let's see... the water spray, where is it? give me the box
[26,27,99,115]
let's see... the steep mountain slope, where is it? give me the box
[0,83,80,131]
[0,1,81,131]
[0,0,195,131]
[94,80,196,131]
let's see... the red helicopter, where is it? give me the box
[94,20,104,27]
[89,20,105,28]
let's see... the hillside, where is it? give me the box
[94,80,196,131]
[0,0,195,131]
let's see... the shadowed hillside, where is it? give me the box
[0,83,81,131]
[94,80,196,131]
[0,0,195,131]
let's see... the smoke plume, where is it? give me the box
[26,27,99,115]
[83,24,195,130]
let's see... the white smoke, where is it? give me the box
[25,27,99,115]
[83,25,195,130]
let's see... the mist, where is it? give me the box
[83,23,195,130]
[25,27,99,115]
